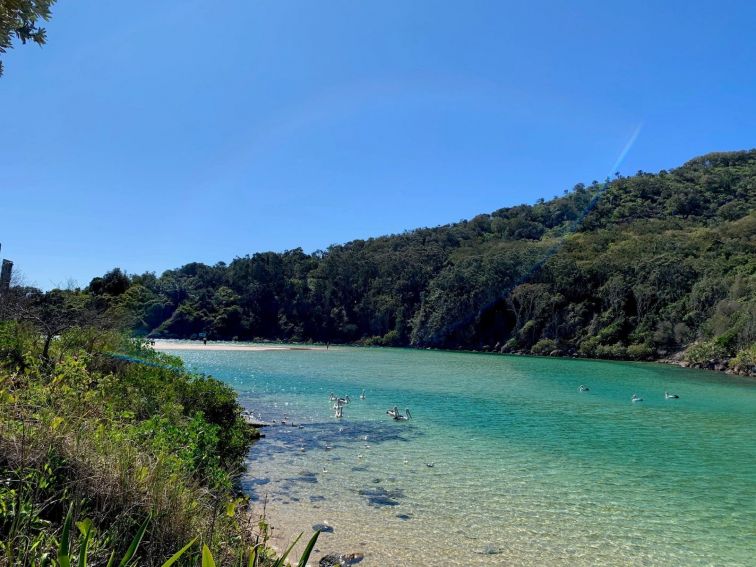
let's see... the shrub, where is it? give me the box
[531,338,557,355]
[627,343,654,360]
[684,340,728,364]
[595,343,627,359]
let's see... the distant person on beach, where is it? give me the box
[203,337,207,345]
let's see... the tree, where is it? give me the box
[0,0,56,77]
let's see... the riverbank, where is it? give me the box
[0,324,275,565]
[154,338,755,378]
[152,339,327,352]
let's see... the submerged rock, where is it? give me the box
[475,544,502,555]
[358,486,403,507]
[395,513,412,520]
[287,471,318,484]
[319,552,364,566]
[313,523,334,533]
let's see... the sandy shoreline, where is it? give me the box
[152,340,326,352]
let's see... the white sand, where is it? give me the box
[152,340,326,352]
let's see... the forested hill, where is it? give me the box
[94,149,756,367]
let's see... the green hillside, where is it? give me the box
[96,150,756,372]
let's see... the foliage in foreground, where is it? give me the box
[0,320,310,565]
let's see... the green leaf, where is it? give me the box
[118,514,151,566]
[297,530,320,567]
[248,544,260,567]
[201,544,216,567]
[272,532,302,567]
[57,502,74,567]
[161,537,197,567]
[76,519,93,567]
[75,519,93,537]
[105,551,116,567]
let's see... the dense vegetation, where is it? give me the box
[92,150,755,373]
[0,291,313,565]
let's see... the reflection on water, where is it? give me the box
[167,346,756,566]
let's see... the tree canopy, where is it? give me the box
[85,149,756,367]
[0,0,56,76]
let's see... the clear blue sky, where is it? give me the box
[1,0,754,289]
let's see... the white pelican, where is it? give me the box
[631,393,643,402]
[360,389,366,400]
[578,385,589,392]
[665,391,679,399]
[386,406,399,418]
[390,408,412,421]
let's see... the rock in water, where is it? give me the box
[312,523,334,533]
[475,544,502,555]
[319,552,364,566]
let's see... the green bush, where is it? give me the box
[684,340,728,364]
[0,329,259,565]
[627,343,654,360]
[595,343,628,359]
[730,343,756,369]
[531,338,557,355]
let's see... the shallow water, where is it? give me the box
[166,346,756,566]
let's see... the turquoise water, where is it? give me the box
[166,346,756,566]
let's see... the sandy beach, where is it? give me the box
[152,340,326,352]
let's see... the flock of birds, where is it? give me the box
[328,390,412,421]
[577,384,680,402]
[246,384,681,473]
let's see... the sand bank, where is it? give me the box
[152,340,325,352]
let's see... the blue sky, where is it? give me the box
[1,0,754,288]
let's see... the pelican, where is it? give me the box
[328,393,337,401]
[335,405,344,419]
[631,393,643,403]
[391,408,412,421]
[578,385,589,392]
[360,389,366,400]
[665,391,679,399]
[386,406,399,418]
[426,463,434,468]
